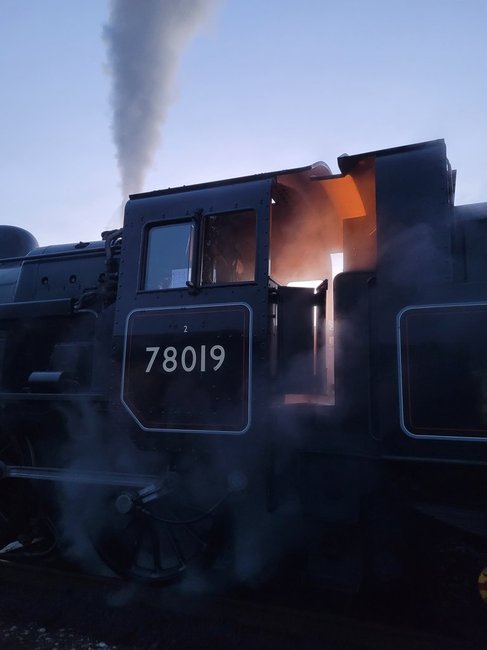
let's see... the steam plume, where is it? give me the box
[104,0,218,197]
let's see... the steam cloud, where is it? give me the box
[104,0,219,197]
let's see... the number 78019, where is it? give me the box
[145,345,226,373]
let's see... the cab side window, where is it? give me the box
[144,222,194,290]
[201,210,256,285]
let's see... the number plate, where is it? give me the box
[122,303,252,433]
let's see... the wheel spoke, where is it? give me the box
[180,520,208,548]
[162,503,208,547]
[162,522,186,570]
[148,523,162,573]
[128,520,147,569]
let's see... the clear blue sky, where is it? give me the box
[1,0,486,246]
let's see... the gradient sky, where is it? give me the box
[1,0,486,246]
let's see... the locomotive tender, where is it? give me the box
[0,138,486,593]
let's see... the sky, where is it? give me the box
[1,0,486,246]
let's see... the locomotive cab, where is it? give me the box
[116,158,377,438]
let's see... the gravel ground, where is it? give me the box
[0,569,329,650]
[0,562,482,650]
[0,622,120,650]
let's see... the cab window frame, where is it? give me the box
[141,219,195,292]
[200,208,257,287]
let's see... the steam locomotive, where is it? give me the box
[0,139,486,601]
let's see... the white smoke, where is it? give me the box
[104,0,219,198]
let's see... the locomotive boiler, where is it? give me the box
[0,139,486,600]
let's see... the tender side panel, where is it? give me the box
[398,303,487,440]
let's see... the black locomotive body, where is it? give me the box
[0,139,486,595]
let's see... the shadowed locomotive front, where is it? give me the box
[0,139,487,601]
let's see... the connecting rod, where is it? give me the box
[0,463,160,489]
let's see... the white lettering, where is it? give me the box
[143,344,227,374]
[181,346,197,372]
[210,345,225,371]
[145,347,160,373]
[200,344,206,372]
[162,346,178,372]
